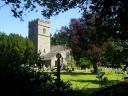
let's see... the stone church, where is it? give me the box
[28,19,70,69]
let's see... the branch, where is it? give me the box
[0,4,6,9]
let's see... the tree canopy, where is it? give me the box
[51,27,68,45]
[91,0,128,40]
[1,0,128,72]
[54,15,106,73]
[1,0,87,18]
[2,0,127,39]
[0,32,72,96]
[0,33,35,69]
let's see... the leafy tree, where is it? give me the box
[103,39,128,68]
[79,57,91,69]
[58,15,106,73]
[0,33,35,71]
[66,55,76,68]
[0,32,72,96]
[2,0,127,43]
[90,0,128,40]
[91,0,128,68]
[1,0,128,41]
[0,63,71,96]
[51,33,58,45]
[51,27,68,45]
[2,0,128,70]
[1,0,88,19]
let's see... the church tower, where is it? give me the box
[28,19,51,55]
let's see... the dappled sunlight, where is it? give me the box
[61,69,124,90]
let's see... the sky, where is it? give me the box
[0,3,82,37]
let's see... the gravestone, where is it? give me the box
[96,72,105,81]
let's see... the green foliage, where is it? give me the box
[51,33,57,45]
[51,27,68,45]
[103,40,128,67]
[80,57,91,68]
[0,32,36,78]
[2,0,128,71]
[2,0,128,42]
[102,77,109,86]
[58,17,106,73]
[0,33,35,66]
[0,33,72,96]
[1,65,72,96]
[61,70,123,95]
[67,55,76,68]
[91,0,128,40]
[1,0,87,19]
[89,81,128,96]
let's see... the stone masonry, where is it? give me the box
[28,19,51,55]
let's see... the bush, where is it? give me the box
[102,77,109,86]
[0,66,71,96]
[89,81,128,96]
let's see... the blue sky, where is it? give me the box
[0,3,82,37]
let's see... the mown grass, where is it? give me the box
[61,69,124,95]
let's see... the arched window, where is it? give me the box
[43,28,46,34]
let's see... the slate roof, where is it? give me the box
[43,45,66,60]
[51,45,66,52]
[43,53,56,60]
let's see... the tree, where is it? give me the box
[87,0,128,70]
[0,32,72,96]
[1,64,72,96]
[1,0,128,40]
[90,0,128,40]
[2,0,127,41]
[59,15,106,73]
[51,27,69,45]
[1,0,88,19]
[2,0,128,73]
[51,33,58,45]
[79,57,91,69]
[0,33,35,71]
[103,39,128,68]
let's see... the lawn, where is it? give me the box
[61,69,124,95]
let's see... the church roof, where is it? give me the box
[43,45,67,60]
[43,53,56,60]
[51,45,66,52]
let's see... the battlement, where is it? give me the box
[37,18,50,24]
[28,19,51,56]
[29,18,50,27]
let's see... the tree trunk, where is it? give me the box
[92,60,98,74]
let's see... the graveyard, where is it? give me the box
[61,68,124,95]
[1,0,128,96]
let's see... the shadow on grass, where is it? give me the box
[62,81,128,96]
[61,71,92,75]
[88,81,128,96]
[71,79,100,84]
[71,79,119,85]
[61,87,99,96]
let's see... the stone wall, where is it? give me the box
[28,19,51,56]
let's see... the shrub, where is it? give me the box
[102,77,109,86]
[0,66,71,96]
